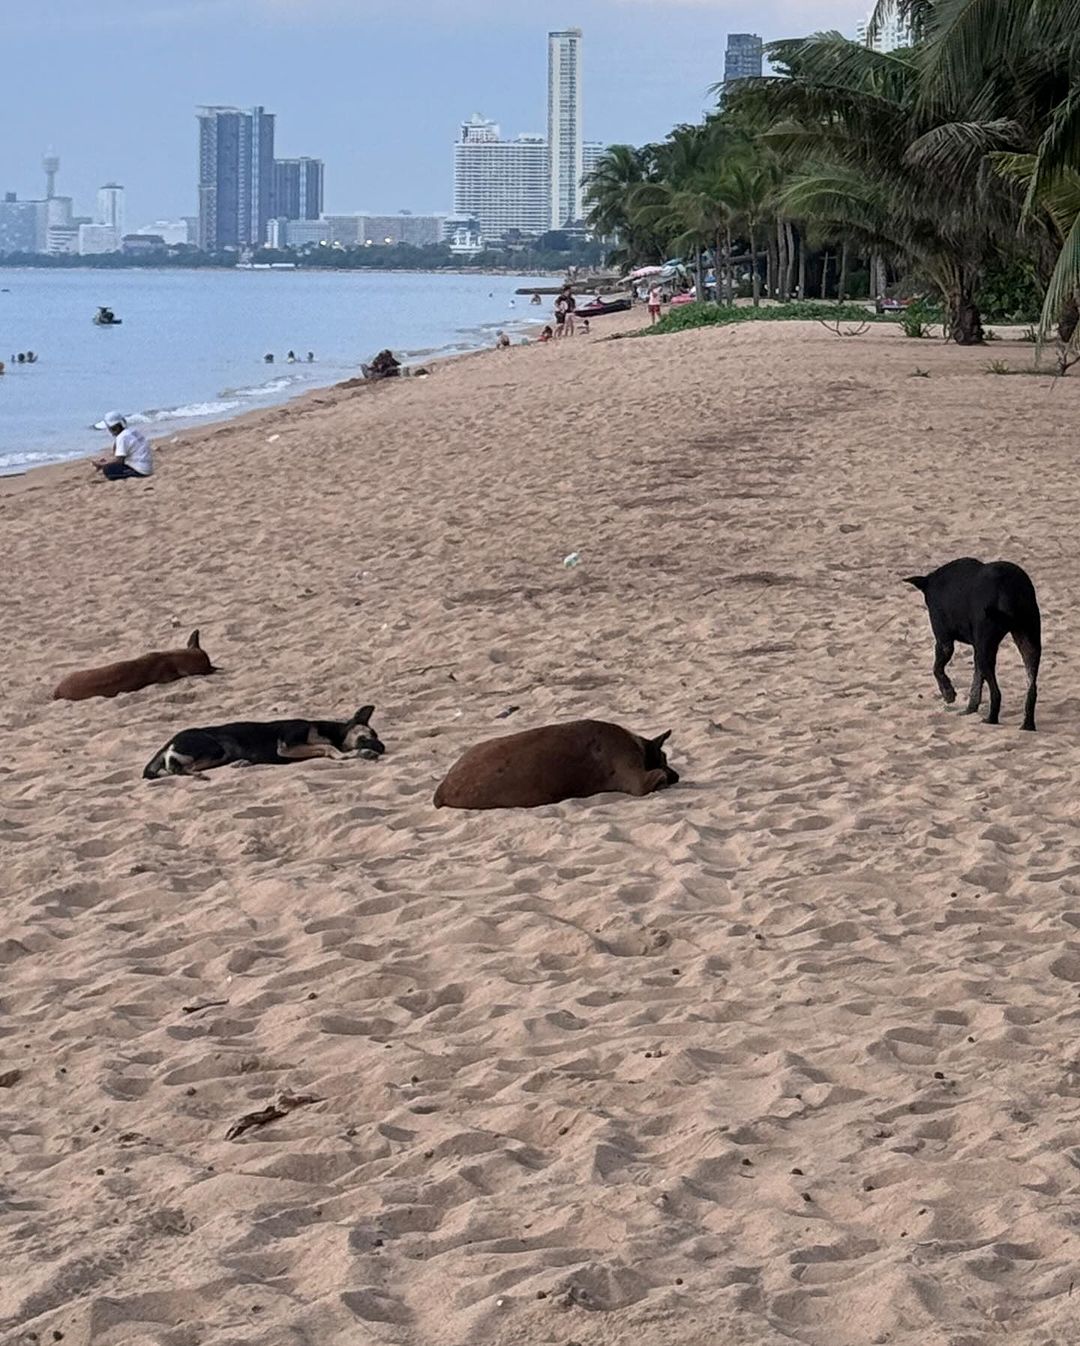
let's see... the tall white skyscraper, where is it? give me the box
[855,8,913,50]
[547,28,583,229]
[97,183,125,235]
[453,115,550,241]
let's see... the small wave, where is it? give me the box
[126,399,244,426]
[223,375,307,398]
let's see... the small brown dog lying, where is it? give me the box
[433,718,679,810]
[52,629,215,701]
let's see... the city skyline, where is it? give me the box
[2,0,872,228]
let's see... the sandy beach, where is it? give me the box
[5,314,1080,1346]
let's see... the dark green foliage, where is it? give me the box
[645,300,893,335]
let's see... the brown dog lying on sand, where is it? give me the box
[433,719,679,810]
[52,629,215,701]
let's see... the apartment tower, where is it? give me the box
[273,158,324,221]
[547,27,583,229]
[197,106,275,251]
[723,33,763,83]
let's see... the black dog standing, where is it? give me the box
[904,558,1041,731]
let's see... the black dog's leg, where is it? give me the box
[977,634,1003,724]
[933,638,956,704]
[1013,631,1040,731]
[964,660,984,715]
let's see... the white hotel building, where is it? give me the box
[453,116,550,241]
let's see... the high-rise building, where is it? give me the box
[582,142,605,188]
[0,194,41,254]
[97,183,125,235]
[197,106,275,252]
[272,158,324,221]
[723,33,763,83]
[547,28,583,229]
[855,9,913,50]
[79,223,121,255]
[453,115,549,241]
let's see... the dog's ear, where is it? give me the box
[902,576,928,592]
[187,629,201,648]
[352,705,375,726]
[652,730,672,749]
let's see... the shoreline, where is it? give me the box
[0,273,558,481]
[0,307,636,498]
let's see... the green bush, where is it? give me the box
[646,300,889,336]
[899,298,940,338]
[976,260,1043,323]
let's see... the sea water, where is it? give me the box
[0,267,549,474]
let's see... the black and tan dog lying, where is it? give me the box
[433,718,679,810]
[54,629,215,701]
[143,705,384,778]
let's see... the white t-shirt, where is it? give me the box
[114,426,153,476]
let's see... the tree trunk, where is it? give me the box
[750,223,760,306]
[871,253,887,299]
[1058,294,1080,345]
[776,219,787,301]
[838,241,849,303]
[949,294,984,345]
[785,222,797,299]
[725,227,735,305]
[819,251,830,301]
[766,236,776,300]
[695,249,705,302]
[797,235,806,301]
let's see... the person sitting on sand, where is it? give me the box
[538,325,554,343]
[91,412,153,481]
[496,331,511,349]
[363,349,401,381]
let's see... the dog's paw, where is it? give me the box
[354,749,382,761]
[230,759,254,769]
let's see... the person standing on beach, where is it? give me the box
[648,283,664,325]
[91,412,153,481]
[554,292,568,338]
[563,288,577,338]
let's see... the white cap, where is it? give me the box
[102,411,126,430]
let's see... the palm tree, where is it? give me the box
[896,0,1080,345]
[752,32,1026,341]
[583,144,659,267]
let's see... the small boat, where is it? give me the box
[93,307,122,326]
[577,297,632,317]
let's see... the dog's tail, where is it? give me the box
[902,575,928,592]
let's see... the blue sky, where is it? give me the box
[4,0,867,228]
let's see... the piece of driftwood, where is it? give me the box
[225,1092,322,1141]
